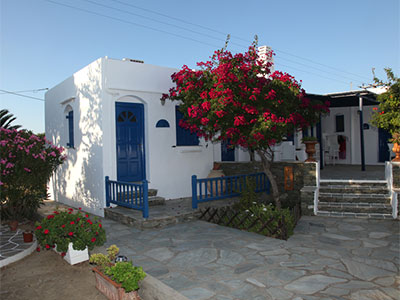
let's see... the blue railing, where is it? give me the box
[105,176,149,218]
[191,172,270,209]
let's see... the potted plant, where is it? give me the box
[23,230,34,243]
[301,136,318,162]
[90,245,146,300]
[35,208,106,265]
[370,68,400,162]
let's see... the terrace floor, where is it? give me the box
[98,215,399,300]
[320,164,386,181]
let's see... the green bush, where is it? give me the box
[35,208,106,253]
[0,128,65,221]
[105,262,146,292]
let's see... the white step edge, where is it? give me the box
[320,179,387,184]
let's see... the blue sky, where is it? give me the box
[1,0,399,133]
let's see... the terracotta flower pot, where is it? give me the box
[303,141,317,162]
[392,142,400,162]
[9,220,18,231]
[23,231,34,243]
[93,267,141,300]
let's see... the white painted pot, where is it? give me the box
[54,243,89,265]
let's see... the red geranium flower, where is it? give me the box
[61,224,65,228]
[85,214,89,218]
[78,207,82,210]
[76,218,80,222]
[36,225,42,230]
[36,247,41,252]
[47,215,55,220]
[45,244,50,249]
[68,232,74,236]
[98,224,102,228]
[91,237,96,243]
[68,212,72,214]
[61,252,66,257]
[87,219,93,225]
[44,229,50,234]
[68,208,73,211]
[70,221,75,225]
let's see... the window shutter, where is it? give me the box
[66,111,74,148]
[175,106,199,146]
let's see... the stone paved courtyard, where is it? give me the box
[98,216,400,300]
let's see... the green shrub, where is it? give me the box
[0,128,65,221]
[90,245,120,269]
[35,208,106,253]
[105,262,146,292]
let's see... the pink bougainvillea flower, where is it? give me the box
[24,168,31,172]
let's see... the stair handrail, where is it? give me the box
[105,176,149,218]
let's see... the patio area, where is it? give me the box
[320,164,386,180]
[98,215,399,300]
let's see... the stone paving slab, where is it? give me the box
[96,216,400,300]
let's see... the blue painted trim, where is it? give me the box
[105,177,149,218]
[156,119,170,128]
[191,172,270,208]
[192,175,198,209]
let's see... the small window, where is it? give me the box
[336,115,344,132]
[156,119,170,128]
[175,106,199,146]
[66,110,74,148]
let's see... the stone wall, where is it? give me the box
[392,163,400,189]
[218,161,317,210]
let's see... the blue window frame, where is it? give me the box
[175,106,199,146]
[66,110,74,148]
[156,119,170,128]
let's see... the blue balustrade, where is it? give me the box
[105,176,149,218]
[191,172,270,209]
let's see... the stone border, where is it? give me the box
[138,273,189,300]
[0,232,37,268]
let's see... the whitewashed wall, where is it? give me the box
[321,106,380,165]
[45,58,106,216]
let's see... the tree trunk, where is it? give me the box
[257,150,281,210]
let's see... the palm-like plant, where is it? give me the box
[0,109,21,129]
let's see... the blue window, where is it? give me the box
[66,110,74,148]
[175,106,199,146]
[156,119,170,128]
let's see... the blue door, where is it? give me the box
[378,128,391,162]
[116,102,145,182]
[221,139,235,161]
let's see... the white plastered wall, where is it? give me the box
[45,58,105,216]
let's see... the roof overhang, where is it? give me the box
[307,90,378,108]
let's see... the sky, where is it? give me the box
[1,0,399,133]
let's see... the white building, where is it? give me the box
[45,57,252,216]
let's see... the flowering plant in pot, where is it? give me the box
[0,129,66,223]
[90,245,146,300]
[35,208,106,258]
[301,136,318,162]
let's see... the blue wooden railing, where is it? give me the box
[191,172,270,209]
[105,176,149,218]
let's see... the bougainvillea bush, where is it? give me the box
[162,42,329,208]
[0,128,66,220]
[35,208,106,254]
[370,68,400,144]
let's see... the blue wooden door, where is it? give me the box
[378,128,391,162]
[221,139,235,161]
[116,103,145,182]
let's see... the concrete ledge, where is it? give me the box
[138,274,189,300]
[0,239,37,268]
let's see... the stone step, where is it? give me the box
[318,193,390,204]
[319,186,388,195]
[318,202,392,214]
[316,210,393,219]
[148,196,166,206]
[319,180,387,188]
